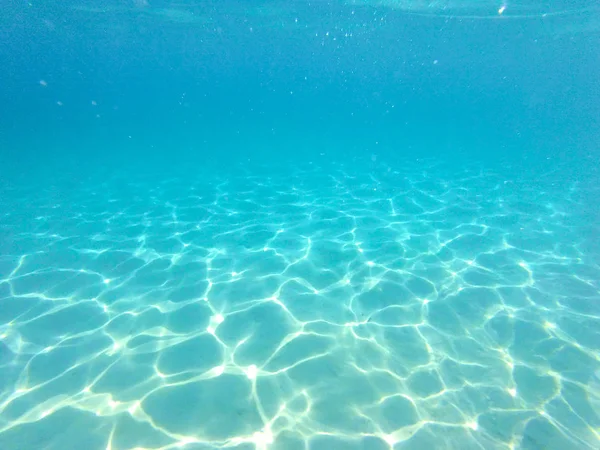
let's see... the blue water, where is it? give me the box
[1,1,600,449]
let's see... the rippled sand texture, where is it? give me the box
[1,160,599,450]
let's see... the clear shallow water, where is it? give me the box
[1,156,599,449]
[1,0,600,449]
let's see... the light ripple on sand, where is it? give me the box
[0,159,599,449]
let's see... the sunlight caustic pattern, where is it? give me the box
[0,159,599,449]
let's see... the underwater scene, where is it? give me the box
[0,1,599,449]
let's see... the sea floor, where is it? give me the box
[0,155,599,450]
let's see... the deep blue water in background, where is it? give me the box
[1,1,599,449]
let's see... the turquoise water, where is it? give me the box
[1,1,600,449]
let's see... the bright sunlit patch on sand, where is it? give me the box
[209,365,225,377]
[466,421,478,430]
[176,437,200,447]
[245,365,258,380]
[207,313,225,334]
[382,434,397,445]
[252,429,274,446]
